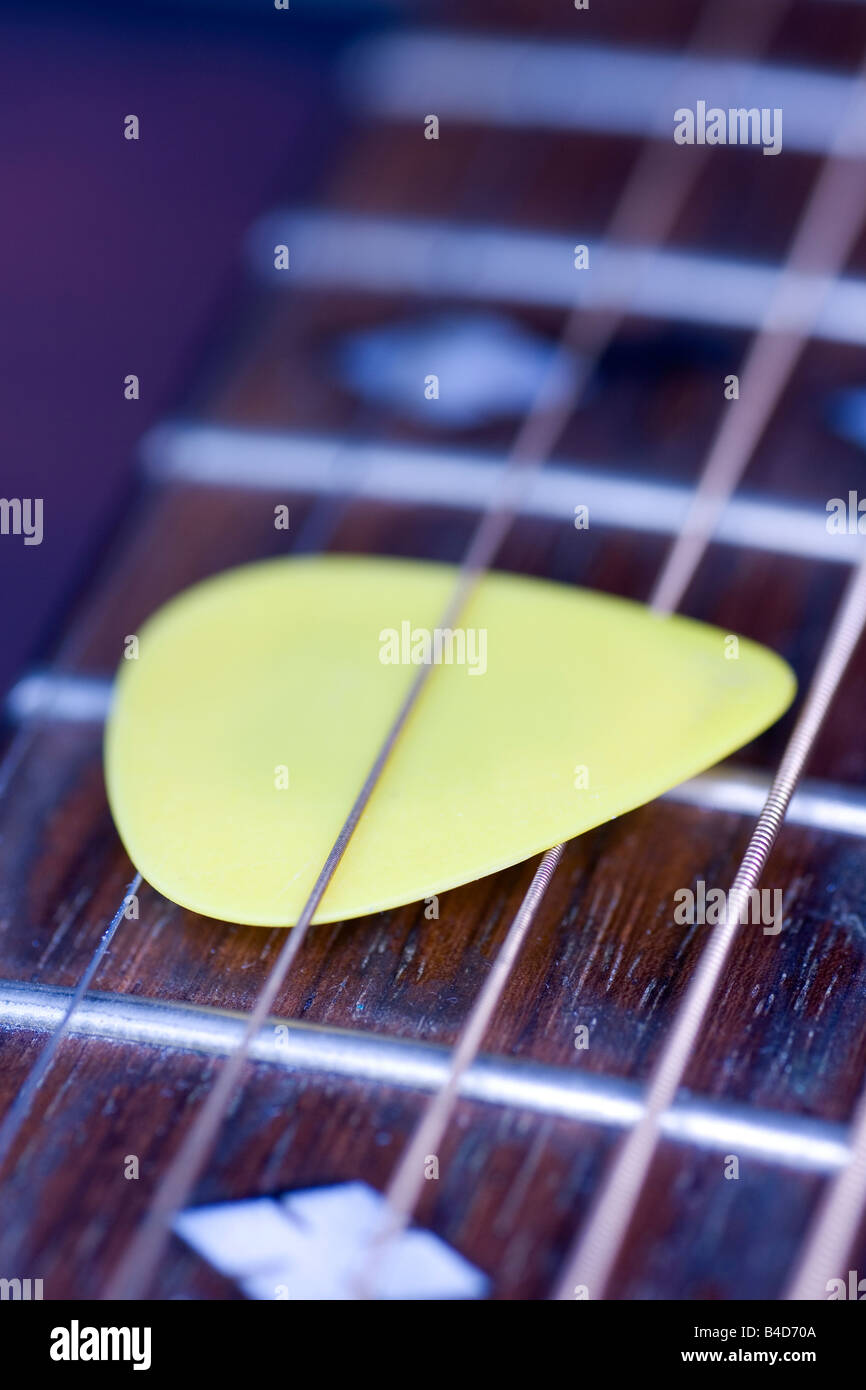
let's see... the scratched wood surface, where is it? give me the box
[2,0,866,1299]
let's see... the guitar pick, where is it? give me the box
[104,555,795,926]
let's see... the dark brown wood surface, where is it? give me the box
[2,0,866,1300]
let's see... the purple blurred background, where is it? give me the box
[0,4,359,701]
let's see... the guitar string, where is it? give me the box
[0,873,141,1177]
[785,1072,866,1299]
[650,117,866,612]
[102,0,795,1299]
[553,551,866,1301]
[551,50,866,1300]
[353,55,866,1295]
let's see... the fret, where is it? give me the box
[6,655,866,838]
[667,765,866,838]
[6,673,115,724]
[2,705,865,1130]
[346,31,866,156]
[0,1024,836,1300]
[248,209,866,345]
[144,422,865,566]
[0,979,852,1176]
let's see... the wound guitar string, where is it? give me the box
[102,0,803,1300]
[552,48,866,1302]
[555,554,866,1301]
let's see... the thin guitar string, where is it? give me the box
[0,872,141,1179]
[362,25,866,1307]
[103,0,795,1300]
[0,421,404,1211]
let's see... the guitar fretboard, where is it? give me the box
[2,0,866,1300]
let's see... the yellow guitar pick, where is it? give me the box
[104,555,795,926]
